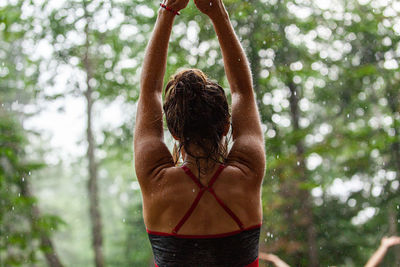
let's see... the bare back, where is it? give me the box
[142,161,263,235]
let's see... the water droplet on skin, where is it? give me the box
[209,2,212,6]
[238,58,241,61]
[192,189,195,193]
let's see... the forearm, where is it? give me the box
[365,246,387,267]
[210,9,253,95]
[140,8,176,95]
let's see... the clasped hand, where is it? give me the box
[163,0,224,18]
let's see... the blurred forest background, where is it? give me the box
[1,0,399,266]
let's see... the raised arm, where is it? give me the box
[365,236,400,267]
[259,252,291,267]
[134,0,188,185]
[194,0,265,175]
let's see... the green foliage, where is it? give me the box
[0,109,64,266]
[1,0,399,266]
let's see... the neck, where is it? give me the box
[180,139,226,177]
[183,156,218,177]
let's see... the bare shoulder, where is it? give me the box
[226,135,266,182]
[140,166,186,228]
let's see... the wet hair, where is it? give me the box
[163,69,230,175]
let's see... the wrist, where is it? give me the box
[158,7,177,20]
[379,244,389,251]
[160,3,180,16]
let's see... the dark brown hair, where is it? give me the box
[163,69,230,174]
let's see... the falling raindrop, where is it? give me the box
[22,177,25,182]
[297,161,300,166]
[28,171,31,176]
[346,114,350,118]
[122,218,126,223]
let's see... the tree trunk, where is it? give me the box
[386,87,400,263]
[288,79,320,267]
[20,179,64,267]
[83,12,105,267]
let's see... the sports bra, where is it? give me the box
[146,164,262,267]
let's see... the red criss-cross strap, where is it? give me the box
[172,164,245,235]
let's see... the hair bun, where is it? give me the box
[175,71,206,98]
[175,81,185,94]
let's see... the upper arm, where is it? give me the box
[230,91,263,141]
[227,90,265,177]
[134,92,174,189]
